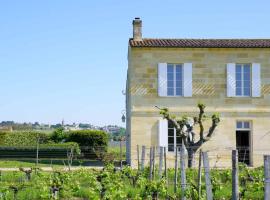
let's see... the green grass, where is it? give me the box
[0,159,103,168]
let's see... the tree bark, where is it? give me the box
[187,148,195,168]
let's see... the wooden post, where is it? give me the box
[149,147,153,180]
[141,145,146,171]
[232,150,239,200]
[198,150,202,200]
[264,155,270,200]
[164,147,167,179]
[36,136,40,168]
[174,147,178,193]
[120,140,123,169]
[158,146,164,178]
[137,145,140,171]
[180,146,186,200]
[202,151,213,200]
[153,146,156,180]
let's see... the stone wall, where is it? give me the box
[126,47,270,167]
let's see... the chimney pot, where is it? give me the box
[132,18,142,41]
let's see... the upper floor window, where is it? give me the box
[158,63,192,97]
[236,64,251,97]
[227,63,261,98]
[167,64,183,96]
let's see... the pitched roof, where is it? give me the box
[129,38,270,48]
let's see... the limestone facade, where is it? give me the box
[126,46,270,168]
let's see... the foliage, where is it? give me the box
[66,130,108,148]
[1,131,50,146]
[0,164,265,200]
[50,127,66,143]
[0,142,81,158]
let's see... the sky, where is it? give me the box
[0,0,270,126]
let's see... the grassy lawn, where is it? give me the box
[0,159,104,168]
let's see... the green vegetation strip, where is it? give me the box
[0,164,264,200]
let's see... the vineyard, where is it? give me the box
[0,163,265,200]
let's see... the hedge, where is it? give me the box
[66,130,108,147]
[0,131,50,146]
[0,142,80,159]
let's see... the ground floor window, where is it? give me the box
[168,121,182,152]
[236,121,251,165]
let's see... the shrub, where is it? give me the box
[66,130,108,148]
[50,127,67,143]
[66,130,108,159]
[0,132,7,145]
[2,131,50,146]
[0,142,80,158]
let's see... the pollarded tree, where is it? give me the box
[157,103,220,168]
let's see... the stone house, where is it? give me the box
[126,18,270,167]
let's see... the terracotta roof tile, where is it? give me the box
[129,38,270,48]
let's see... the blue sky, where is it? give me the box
[0,0,269,126]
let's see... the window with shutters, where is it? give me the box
[168,121,182,152]
[167,64,183,96]
[236,64,251,97]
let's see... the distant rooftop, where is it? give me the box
[129,38,270,48]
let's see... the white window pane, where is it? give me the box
[236,73,241,80]
[167,81,174,87]
[167,65,174,72]
[168,137,174,144]
[168,145,174,152]
[236,81,242,88]
[176,72,182,81]
[244,122,250,128]
[244,81,250,88]
[244,88,250,96]
[236,65,242,73]
[244,65,251,73]
[236,88,242,96]
[237,121,242,129]
[176,65,182,72]
[168,129,174,136]
[167,88,174,96]
[244,73,250,80]
[176,81,182,87]
[167,73,174,80]
[175,88,182,96]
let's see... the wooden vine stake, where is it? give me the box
[264,155,270,200]
[158,146,164,179]
[141,145,146,171]
[137,145,140,171]
[149,147,153,180]
[198,150,202,200]
[180,146,186,200]
[164,147,167,179]
[202,151,213,200]
[174,147,178,193]
[232,150,239,200]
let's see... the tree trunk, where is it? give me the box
[187,148,195,168]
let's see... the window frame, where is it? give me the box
[236,121,251,131]
[168,122,182,152]
[235,63,252,97]
[167,63,183,97]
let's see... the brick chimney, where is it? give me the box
[133,17,142,41]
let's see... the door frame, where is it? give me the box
[236,120,253,166]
